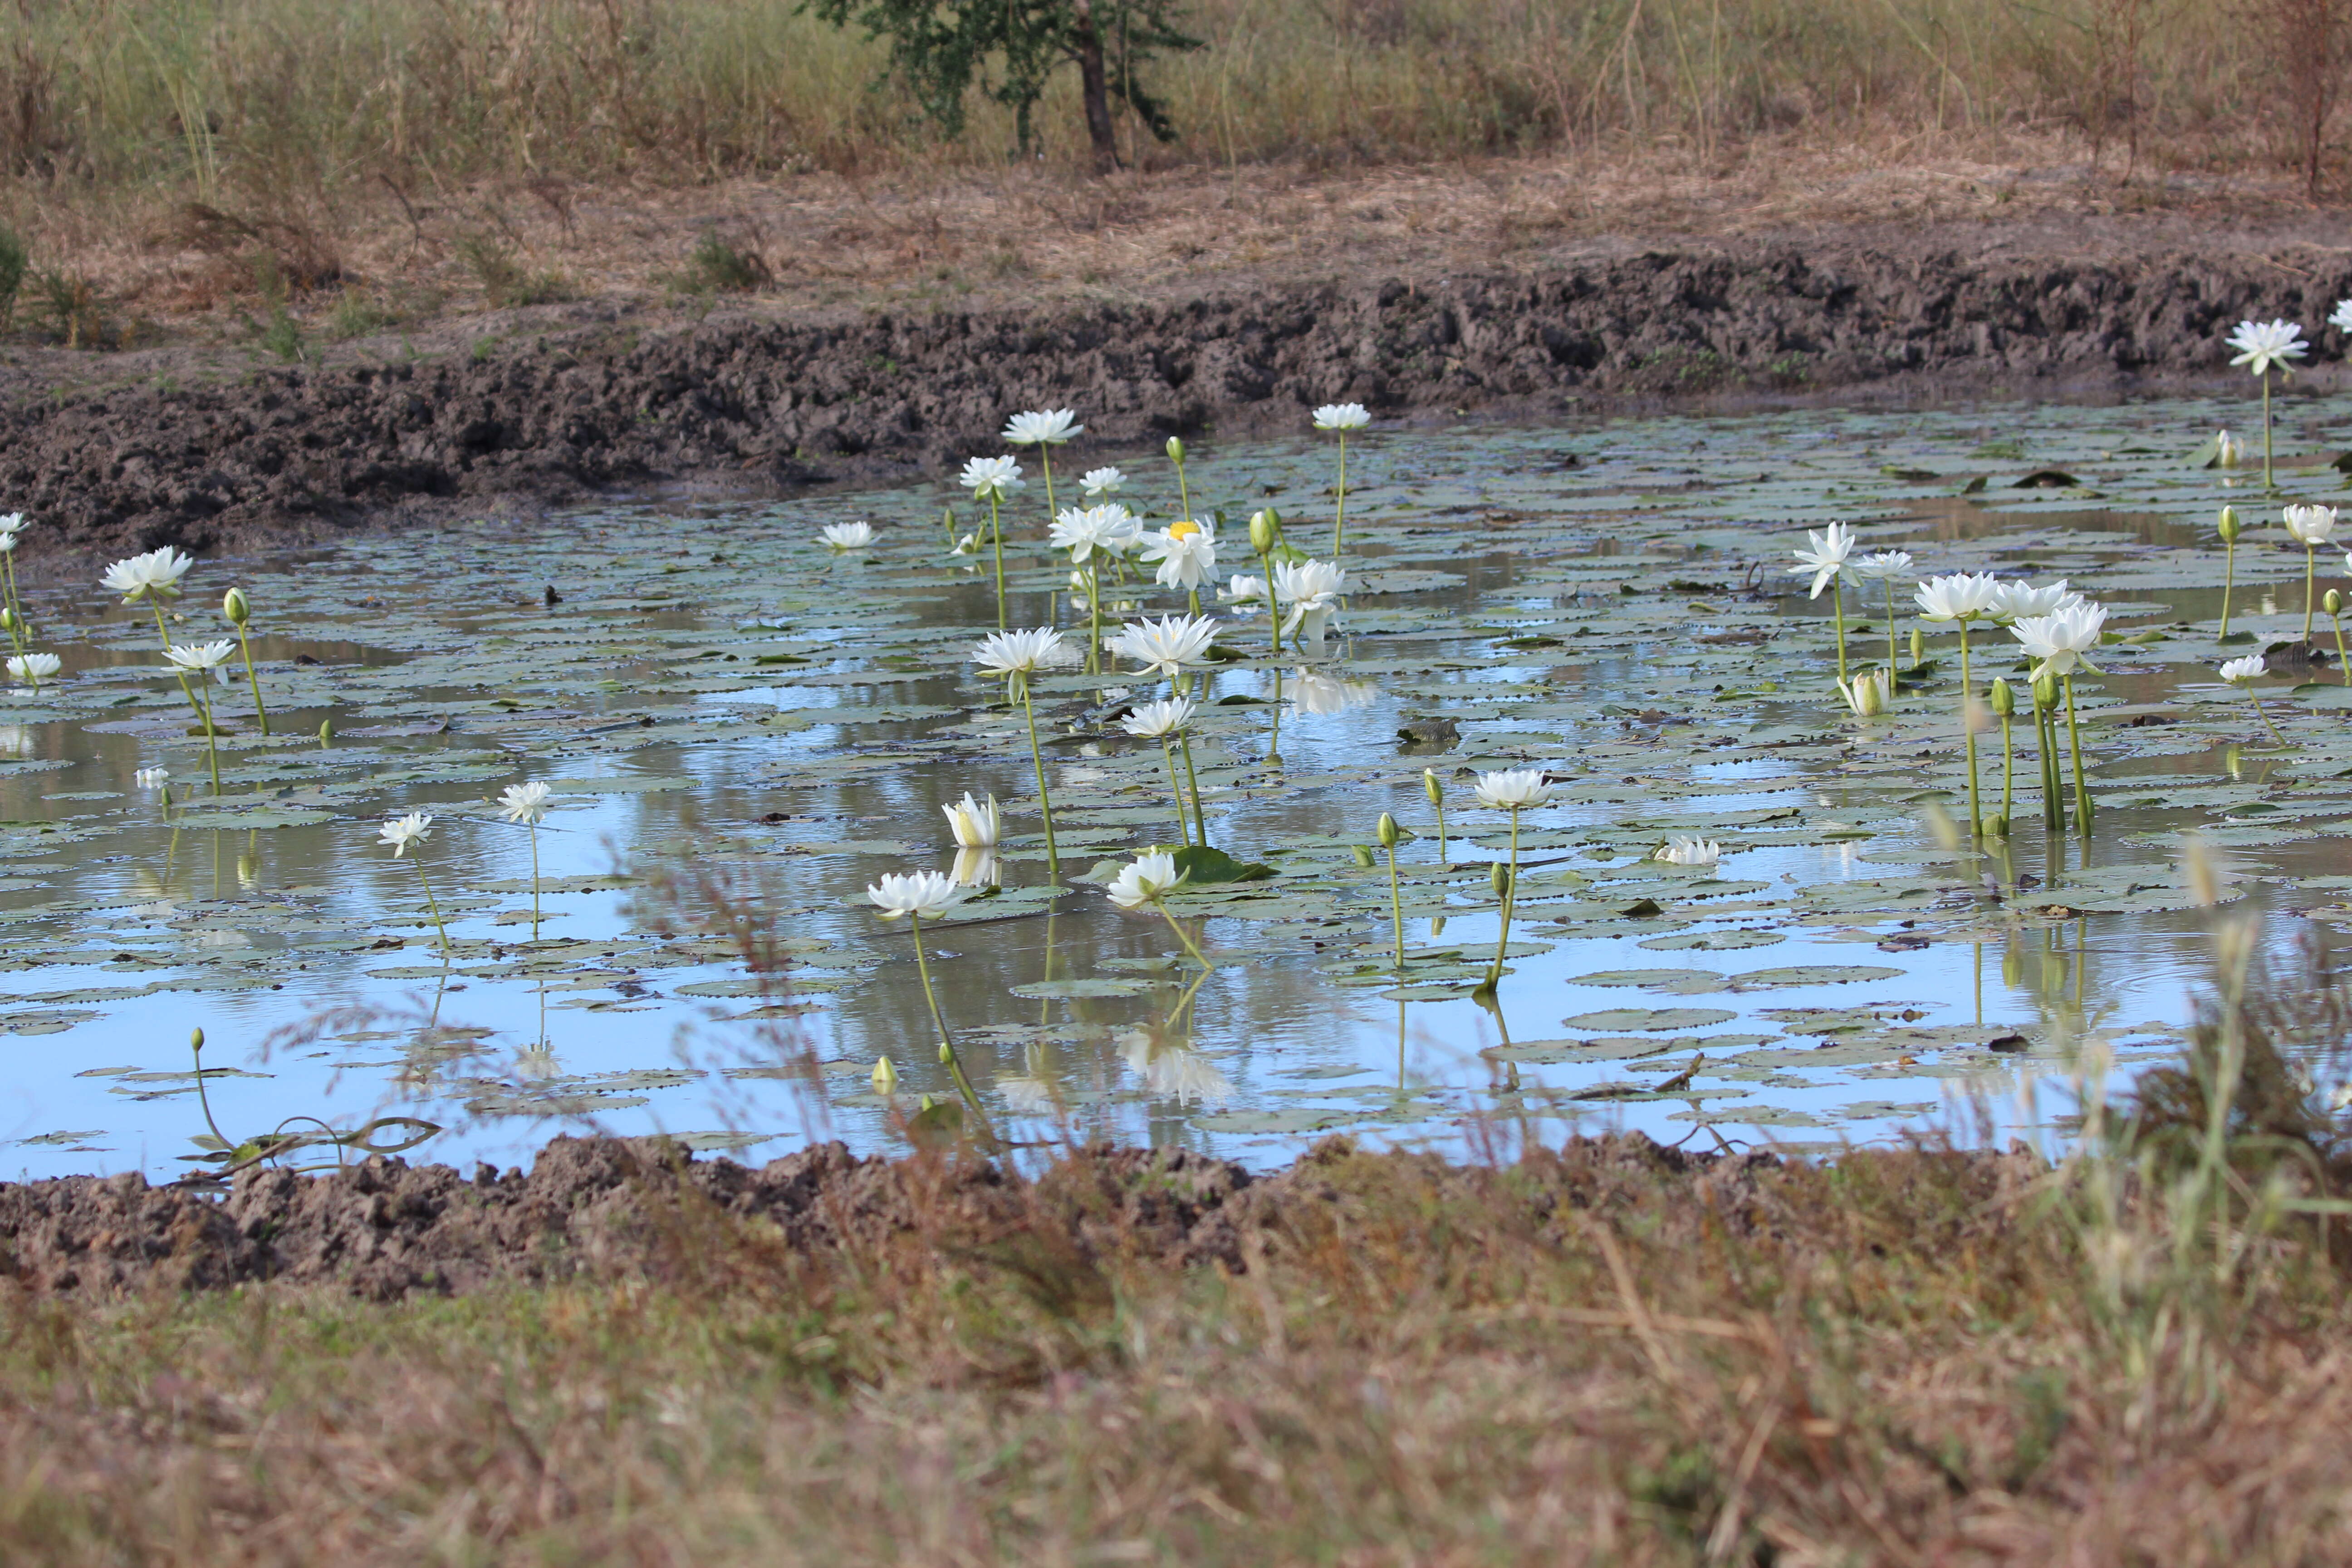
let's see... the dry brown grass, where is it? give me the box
[0,1125,2347,1565]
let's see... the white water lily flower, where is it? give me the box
[1655,836,1721,867]
[2010,602,2109,680]
[1003,409,1082,446]
[1107,849,1186,909]
[102,547,193,603]
[163,639,236,683]
[1220,574,1268,607]
[1288,671,1379,716]
[1473,767,1552,809]
[950,533,978,557]
[821,521,876,552]
[1137,518,1218,589]
[135,766,169,789]
[1787,521,1855,598]
[2217,430,2246,469]
[1985,578,2083,624]
[970,627,1073,680]
[2220,654,2268,685]
[942,791,1000,848]
[1049,504,1140,564]
[1914,572,2000,622]
[1273,559,1347,642]
[2285,504,2339,545]
[957,455,1025,502]
[1848,550,1914,582]
[1119,697,1195,738]
[379,812,434,858]
[1119,1028,1233,1105]
[1111,614,1220,677]
[1312,403,1371,431]
[498,781,553,825]
[2228,319,2308,377]
[866,868,968,921]
[1836,669,1890,717]
[5,652,59,684]
[2333,301,2352,334]
[1079,466,1126,497]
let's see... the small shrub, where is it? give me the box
[31,268,107,348]
[258,305,304,362]
[683,230,770,294]
[0,224,25,326]
[326,288,392,340]
[454,230,574,309]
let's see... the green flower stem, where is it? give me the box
[2245,686,2288,747]
[1178,732,1208,848]
[411,856,452,958]
[2038,706,2064,833]
[2262,370,2276,493]
[1384,841,1406,972]
[2220,533,2236,639]
[2062,675,2093,833]
[527,820,542,941]
[1485,806,1521,987]
[147,600,208,726]
[987,494,1008,632]
[1432,793,1448,866]
[1257,545,1282,658]
[1957,620,1983,836]
[1998,713,2014,830]
[191,1031,232,1153]
[1333,431,1349,561]
[909,911,995,1137]
[1152,899,1214,970]
[2305,541,2318,642]
[196,680,222,796]
[1039,447,1058,534]
[1016,676,1060,879]
[1161,737,1193,845]
[233,622,270,735]
[1830,578,1848,684]
[1172,446,1195,529]
[1883,580,1899,680]
[1084,557,1103,674]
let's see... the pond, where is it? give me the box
[5,390,2350,1181]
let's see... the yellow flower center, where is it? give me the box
[1168,519,1202,541]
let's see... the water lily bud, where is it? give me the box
[0,608,15,633]
[1989,677,2014,717]
[872,1056,897,1094]
[1350,844,1376,869]
[937,1041,952,1064]
[1422,767,1443,806]
[1166,436,1185,463]
[1376,811,1401,849]
[223,587,250,626]
[191,1026,205,1053]
[1249,509,1279,555]
[318,718,334,748]
[2330,589,2344,616]
[2218,505,2241,543]
[2032,672,2058,712]
[1490,862,1512,898]
[1909,628,1924,666]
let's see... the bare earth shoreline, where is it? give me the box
[8,194,2352,572]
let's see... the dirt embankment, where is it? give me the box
[7,240,2349,569]
[0,1132,1866,1300]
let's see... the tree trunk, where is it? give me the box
[1072,0,1120,172]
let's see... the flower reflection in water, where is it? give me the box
[1117,1026,1233,1107]
[950,847,1000,887]
[1286,670,1378,717]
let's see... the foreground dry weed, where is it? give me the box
[0,1132,2347,1565]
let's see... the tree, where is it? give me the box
[804,0,1200,170]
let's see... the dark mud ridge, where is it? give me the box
[0,1132,1935,1301]
[10,242,2346,567]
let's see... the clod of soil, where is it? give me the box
[0,1133,1792,1300]
[7,241,2347,569]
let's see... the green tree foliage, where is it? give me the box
[803,0,1200,168]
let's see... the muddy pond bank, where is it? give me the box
[0,1132,2036,1300]
[10,238,2352,570]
